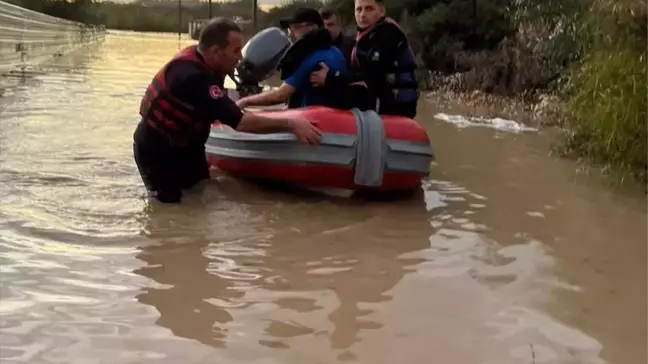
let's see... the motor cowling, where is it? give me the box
[232,27,291,94]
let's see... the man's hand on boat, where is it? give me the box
[288,118,323,144]
[236,112,323,145]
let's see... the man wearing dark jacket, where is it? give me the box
[236,8,374,112]
[320,8,355,64]
[310,0,420,119]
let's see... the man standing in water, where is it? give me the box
[133,18,322,204]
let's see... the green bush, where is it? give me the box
[561,0,647,184]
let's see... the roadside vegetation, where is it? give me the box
[558,0,646,184]
[8,0,647,185]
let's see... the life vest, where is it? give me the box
[138,45,212,145]
[350,17,419,117]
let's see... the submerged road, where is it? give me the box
[0,30,646,364]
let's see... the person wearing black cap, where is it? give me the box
[235,8,348,110]
[132,17,322,204]
[278,7,325,34]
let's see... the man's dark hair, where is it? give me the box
[320,8,339,21]
[198,17,242,52]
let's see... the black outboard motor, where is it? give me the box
[230,27,291,95]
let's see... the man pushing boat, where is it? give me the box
[133,18,322,204]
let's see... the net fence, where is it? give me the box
[0,0,105,72]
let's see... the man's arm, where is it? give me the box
[169,64,321,144]
[236,112,292,133]
[182,76,299,134]
[236,83,296,108]
[237,112,322,144]
[309,63,376,111]
[238,55,318,108]
[195,82,322,144]
[310,61,366,89]
[324,69,352,89]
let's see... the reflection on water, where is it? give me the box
[0,30,645,364]
[135,184,430,356]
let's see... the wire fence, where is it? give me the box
[0,0,105,72]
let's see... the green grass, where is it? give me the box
[559,4,647,186]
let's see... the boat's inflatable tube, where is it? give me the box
[206,107,434,191]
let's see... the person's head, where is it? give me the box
[354,0,385,29]
[320,8,342,38]
[197,18,244,74]
[279,8,324,40]
[286,28,297,41]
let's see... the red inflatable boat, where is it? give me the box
[206,106,434,192]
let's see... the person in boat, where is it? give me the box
[320,8,356,64]
[309,0,420,119]
[235,8,371,111]
[133,17,322,204]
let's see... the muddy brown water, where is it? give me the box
[0,31,646,364]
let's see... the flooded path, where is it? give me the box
[0,31,645,364]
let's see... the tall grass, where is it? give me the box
[560,0,647,184]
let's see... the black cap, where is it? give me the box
[279,8,324,29]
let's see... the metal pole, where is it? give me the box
[208,0,212,19]
[252,0,257,30]
[178,0,182,49]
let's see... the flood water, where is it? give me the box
[0,31,646,364]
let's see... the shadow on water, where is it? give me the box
[133,176,432,359]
